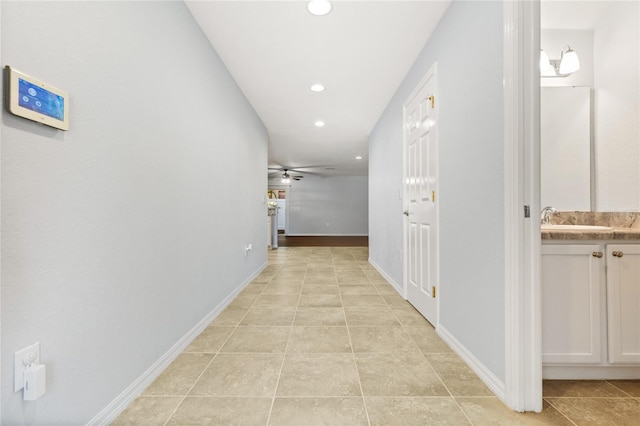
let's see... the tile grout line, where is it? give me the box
[604,380,637,398]
[127,247,632,424]
[542,397,579,426]
[390,298,476,425]
[264,250,306,426]
[340,259,372,426]
[162,267,272,425]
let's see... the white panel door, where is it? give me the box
[403,65,438,326]
[541,244,605,364]
[606,244,640,364]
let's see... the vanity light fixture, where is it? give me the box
[307,0,332,16]
[540,45,580,77]
[310,83,325,92]
[314,120,325,127]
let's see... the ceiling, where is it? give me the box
[185,0,451,177]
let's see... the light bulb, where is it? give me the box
[559,49,580,75]
[310,83,325,92]
[307,0,332,16]
[539,50,556,76]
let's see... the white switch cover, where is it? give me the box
[15,342,40,392]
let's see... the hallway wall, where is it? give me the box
[369,1,505,382]
[1,2,267,423]
[269,175,368,236]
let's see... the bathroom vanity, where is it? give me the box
[541,213,640,379]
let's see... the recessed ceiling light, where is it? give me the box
[310,83,325,92]
[315,120,325,127]
[355,156,363,160]
[307,0,332,16]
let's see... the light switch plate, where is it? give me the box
[15,342,40,392]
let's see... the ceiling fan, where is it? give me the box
[268,167,305,183]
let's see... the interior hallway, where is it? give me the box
[114,247,640,425]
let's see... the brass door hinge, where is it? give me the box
[432,286,436,298]
[431,191,435,202]
[428,95,435,108]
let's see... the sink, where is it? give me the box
[542,224,612,231]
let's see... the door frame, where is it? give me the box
[0,2,4,416]
[503,0,542,412]
[267,185,289,235]
[402,62,439,324]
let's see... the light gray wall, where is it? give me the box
[270,175,368,235]
[369,1,505,381]
[1,2,267,423]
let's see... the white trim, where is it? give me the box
[543,366,640,380]
[0,2,3,417]
[503,0,542,413]
[368,257,404,298]
[267,185,290,235]
[438,325,506,399]
[86,261,267,425]
[284,233,368,237]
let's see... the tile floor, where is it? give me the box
[114,247,640,425]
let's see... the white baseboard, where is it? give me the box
[543,366,640,380]
[284,233,368,237]
[368,257,405,298]
[437,324,506,401]
[87,261,267,425]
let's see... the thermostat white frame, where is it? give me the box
[5,66,69,131]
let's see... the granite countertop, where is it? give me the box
[542,226,640,240]
[541,211,640,241]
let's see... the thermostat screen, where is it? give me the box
[18,78,65,121]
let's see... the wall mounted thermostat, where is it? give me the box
[5,66,69,131]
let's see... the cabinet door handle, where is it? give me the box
[612,251,624,258]
[592,252,603,258]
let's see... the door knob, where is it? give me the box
[403,211,409,216]
[612,251,624,258]
[592,252,603,258]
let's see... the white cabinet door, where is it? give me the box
[606,244,640,364]
[542,244,605,364]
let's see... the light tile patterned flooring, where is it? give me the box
[115,247,640,425]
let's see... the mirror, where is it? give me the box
[541,1,639,212]
[541,87,591,211]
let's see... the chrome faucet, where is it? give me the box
[540,206,558,225]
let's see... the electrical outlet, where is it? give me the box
[15,342,40,392]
